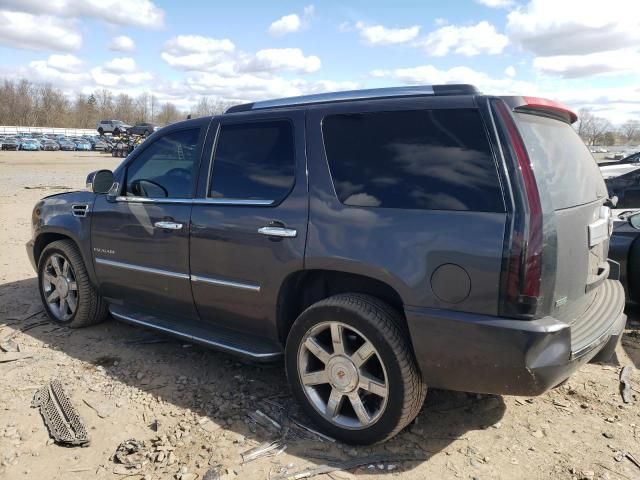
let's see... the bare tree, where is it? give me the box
[190,97,238,118]
[576,108,612,145]
[621,120,640,144]
[155,102,181,125]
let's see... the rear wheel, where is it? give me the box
[285,294,426,444]
[38,240,108,328]
[97,127,104,135]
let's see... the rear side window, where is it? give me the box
[515,113,607,210]
[322,109,504,212]
[210,121,295,202]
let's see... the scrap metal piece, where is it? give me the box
[241,440,286,464]
[620,365,633,404]
[31,379,89,446]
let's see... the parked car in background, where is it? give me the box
[97,120,131,135]
[127,122,159,136]
[599,151,640,179]
[19,139,40,151]
[27,85,626,444]
[74,139,92,151]
[58,139,76,151]
[605,167,640,209]
[93,138,110,151]
[0,137,19,150]
[42,140,60,151]
[609,211,640,302]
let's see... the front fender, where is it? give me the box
[31,191,98,285]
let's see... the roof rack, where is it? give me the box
[226,84,480,113]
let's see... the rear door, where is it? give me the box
[514,112,609,326]
[189,110,307,340]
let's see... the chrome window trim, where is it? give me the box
[110,309,280,359]
[95,258,190,279]
[191,274,261,292]
[114,196,274,206]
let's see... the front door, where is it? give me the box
[190,111,308,340]
[91,123,208,322]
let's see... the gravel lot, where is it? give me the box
[0,151,639,480]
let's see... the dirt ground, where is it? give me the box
[1,151,639,480]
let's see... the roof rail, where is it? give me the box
[225,84,480,113]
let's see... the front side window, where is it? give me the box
[124,128,200,198]
[322,109,504,212]
[209,120,295,202]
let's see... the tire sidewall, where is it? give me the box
[285,302,408,444]
[37,245,79,326]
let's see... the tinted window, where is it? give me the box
[210,121,295,202]
[125,128,200,198]
[322,109,503,212]
[516,113,606,210]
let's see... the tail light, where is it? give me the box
[494,100,543,318]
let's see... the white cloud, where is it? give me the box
[533,49,640,78]
[109,35,135,52]
[304,5,315,17]
[1,0,164,28]
[161,35,321,75]
[91,67,152,87]
[46,54,83,72]
[507,0,640,56]
[269,14,302,36]
[0,11,81,51]
[418,21,508,56]
[104,57,136,73]
[370,64,536,95]
[475,0,514,7]
[355,22,421,45]
[245,49,321,74]
[505,65,516,77]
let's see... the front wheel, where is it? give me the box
[38,240,108,328]
[285,294,426,444]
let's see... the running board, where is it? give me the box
[109,306,283,362]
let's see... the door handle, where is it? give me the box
[258,226,297,238]
[154,221,183,230]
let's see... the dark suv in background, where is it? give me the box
[27,85,626,444]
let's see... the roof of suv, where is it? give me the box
[226,84,481,113]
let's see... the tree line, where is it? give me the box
[1,78,638,146]
[0,79,237,129]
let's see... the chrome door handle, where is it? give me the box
[258,226,297,238]
[154,221,183,230]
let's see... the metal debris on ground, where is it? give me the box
[0,352,33,363]
[620,365,634,404]
[290,418,336,443]
[241,439,286,464]
[83,397,115,418]
[114,439,146,466]
[248,409,282,431]
[270,453,428,480]
[31,379,90,446]
[0,320,49,352]
[625,451,640,470]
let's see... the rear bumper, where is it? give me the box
[405,280,626,396]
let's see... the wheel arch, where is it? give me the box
[34,230,98,286]
[276,269,406,345]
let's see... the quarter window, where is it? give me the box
[322,109,504,212]
[209,121,295,202]
[124,128,200,198]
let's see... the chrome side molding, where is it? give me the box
[191,274,260,292]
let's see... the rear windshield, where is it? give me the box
[515,113,607,210]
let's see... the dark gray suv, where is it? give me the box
[27,85,626,444]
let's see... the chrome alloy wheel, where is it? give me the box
[297,321,389,429]
[42,253,78,321]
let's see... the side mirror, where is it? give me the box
[629,213,640,230]
[86,170,114,194]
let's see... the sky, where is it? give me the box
[0,0,639,123]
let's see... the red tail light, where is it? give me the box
[494,100,543,317]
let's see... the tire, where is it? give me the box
[285,293,426,444]
[97,127,104,135]
[38,240,108,328]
